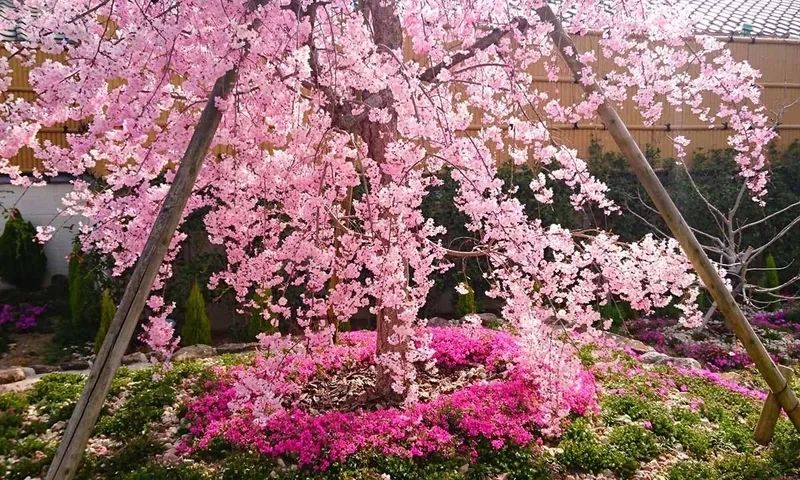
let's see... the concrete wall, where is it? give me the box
[0,180,83,288]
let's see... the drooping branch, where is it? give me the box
[418,17,530,82]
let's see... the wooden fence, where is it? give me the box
[3,34,800,173]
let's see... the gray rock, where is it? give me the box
[639,351,701,370]
[670,357,702,370]
[60,360,91,371]
[477,312,503,326]
[21,367,36,378]
[216,343,258,355]
[0,368,26,385]
[427,317,452,327]
[30,364,60,375]
[121,352,148,365]
[172,344,216,362]
[607,333,655,354]
[639,351,671,364]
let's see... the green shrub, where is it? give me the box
[467,443,552,480]
[761,252,780,291]
[556,419,638,479]
[219,452,276,480]
[674,424,711,459]
[0,208,47,290]
[94,289,116,354]
[666,461,719,480]
[713,453,773,480]
[0,393,28,454]
[710,420,755,454]
[760,252,781,310]
[455,278,476,319]
[601,394,652,422]
[122,463,209,480]
[29,373,86,421]
[181,282,211,346]
[771,422,800,474]
[65,241,100,345]
[95,437,164,478]
[608,425,660,462]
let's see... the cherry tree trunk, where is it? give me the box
[357,0,409,399]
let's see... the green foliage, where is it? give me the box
[599,301,636,331]
[181,282,212,346]
[247,288,276,341]
[65,241,101,346]
[455,278,476,318]
[0,208,47,290]
[770,422,800,474]
[466,443,552,480]
[761,252,780,291]
[122,463,209,480]
[3,449,54,480]
[28,373,87,421]
[674,424,711,459]
[760,252,781,310]
[97,362,214,440]
[94,289,117,354]
[666,461,719,480]
[556,419,638,479]
[0,393,28,454]
[219,452,276,480]
[91,437,165,478]
[713,453,773,480]
[607,425,660,462]
[601,394,652,422]
[96,379,178,439]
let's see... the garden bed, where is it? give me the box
[0,326,798,480]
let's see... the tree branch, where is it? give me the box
[418,18,530,82]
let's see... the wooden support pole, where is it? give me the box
[755,365,794,445]
[535,5,800,433]
[44,69,238,480]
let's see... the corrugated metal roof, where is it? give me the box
[1,0,799,42]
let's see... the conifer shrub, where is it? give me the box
[181,282,212,346]
[455,278,476,319]
[0,209,47,290]
[94,290,116,354]
[761,252,780,310]
[64,241,100,345]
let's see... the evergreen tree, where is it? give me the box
[94,290,117,354]
[65,241,100,345]
[455,277,477,319]
[0,208,47,290]
[181,282,212,346]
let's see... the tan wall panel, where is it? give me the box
[4,35,800,174]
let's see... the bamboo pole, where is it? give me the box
[755,365,794,445]
[535,4,800,432]
[44,69,238,480]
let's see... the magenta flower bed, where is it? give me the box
[0,304,45,331]
[181,327,597,469]
[625,314,797,370]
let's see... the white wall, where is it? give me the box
[0,181,83,288]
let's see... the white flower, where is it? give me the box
[455,282,470,295]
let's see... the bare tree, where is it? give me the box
[630,157,800,327]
